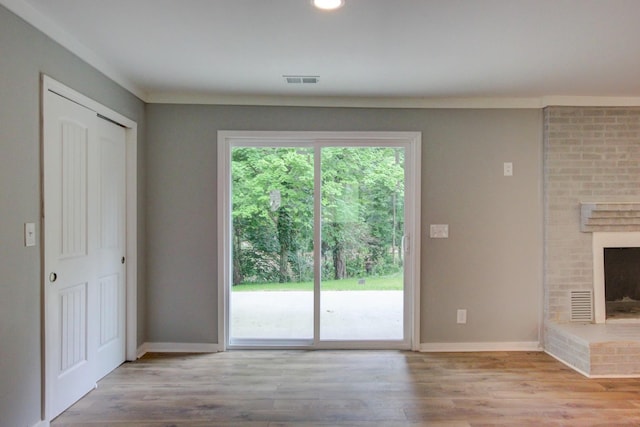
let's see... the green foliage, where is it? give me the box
[232,146,405,286]
[231,274,404,292]
[232,147,314,284]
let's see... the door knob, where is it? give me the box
[49,272,57,283]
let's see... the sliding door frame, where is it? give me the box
[217,131,421,351]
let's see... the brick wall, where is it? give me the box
[544,107,640,323]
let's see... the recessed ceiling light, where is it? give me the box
[313,0,344,11]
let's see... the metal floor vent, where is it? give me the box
[570,290,593,322]
[284,75,320,84]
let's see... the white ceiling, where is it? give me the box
[6,0,640,105]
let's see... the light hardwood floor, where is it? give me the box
[52,350,640,426]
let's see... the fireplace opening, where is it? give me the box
[604,247,640,319]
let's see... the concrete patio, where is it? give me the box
[230,290,403,341]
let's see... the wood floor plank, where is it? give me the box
[52,351,640,426]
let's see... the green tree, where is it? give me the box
[232,147,314,284]
[232,146,404,285]
[321,147,404,279]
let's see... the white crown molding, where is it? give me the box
[147,92,640,108]
[541,96,640,107]
[146,92,547,108]
[0,0,147,100]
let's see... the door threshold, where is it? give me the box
[228,338,315,350]
[227,338,411,350]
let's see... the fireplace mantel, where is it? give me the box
[580,202,640,232]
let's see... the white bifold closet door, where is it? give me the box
[44,90,126,418]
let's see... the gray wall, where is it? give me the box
[1,2,543,424]
[146,105,543,345]
[0,5,146,427]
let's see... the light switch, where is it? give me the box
[25,222,36,247]
[430,224,449,238]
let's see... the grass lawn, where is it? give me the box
[232,274,403,292]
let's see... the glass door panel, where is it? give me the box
[320,147,405,341]
[229,147,314,341]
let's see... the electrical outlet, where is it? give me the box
[503,162,513,176]
[456,309,467,324]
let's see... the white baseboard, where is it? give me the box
[544,349,640,379]
[136,341,540,355]
[31,420,50,427]
[136,343,148,358]
[420,341,542,352]
[543,349,591,377]
[137,342,221,357]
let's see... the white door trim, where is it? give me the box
[216,131,421,351]
[41,75,137,420]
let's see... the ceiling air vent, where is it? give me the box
[570,290,593,322]
[284,75,320,84]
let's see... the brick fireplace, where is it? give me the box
[544,107,640,376]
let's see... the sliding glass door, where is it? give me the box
[320,147,405,341]
[221,132,420,349]
[229,147,315,342]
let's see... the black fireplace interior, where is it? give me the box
[604,247,640,318]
